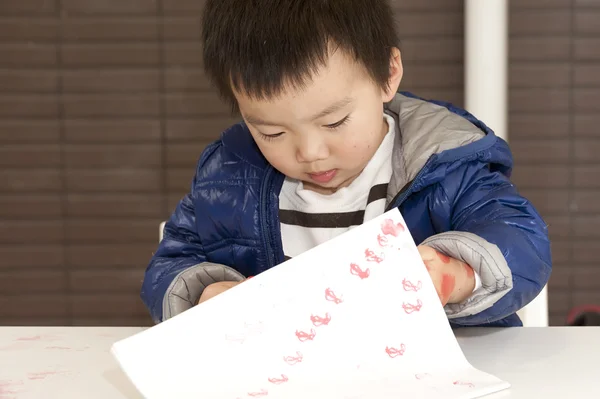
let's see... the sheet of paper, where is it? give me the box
[111,209,510,399]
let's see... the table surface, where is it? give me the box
[0,326,598,398]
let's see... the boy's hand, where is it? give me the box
[417,245,476,306]
[198,281,242,304]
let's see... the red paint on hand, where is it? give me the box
[381,219,405,237]
[440,273,456,305]
[310,313,332,327]
[325,288,343,304]
[283,351,303,365]
[385,344,406,358]
[295,328,316,342]
[350,263,370,279]
[436,250,451,264]
[463,263,475,278]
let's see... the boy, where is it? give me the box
[141,0,551,328]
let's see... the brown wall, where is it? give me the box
[0,0,595,326]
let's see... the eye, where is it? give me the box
[260,132,284,142]
[324,115,350,130]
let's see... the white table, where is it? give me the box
[455,327,600,398]
[0,326,598,398]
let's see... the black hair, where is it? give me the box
[201,0,400,111]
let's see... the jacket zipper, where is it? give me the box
[260,166,275,269]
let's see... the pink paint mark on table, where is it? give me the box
[268,374,289,385]
[380,219,405,237]
[0,342,33,352]
[27,370,69,381]
[28,372,54,381]
[45,346,71,351]
[283,351,303,365]
[0,380,24,398]
[16,334,60,343]
[350,263,370,279]
[16,335,42,341]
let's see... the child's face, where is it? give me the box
[234,48,403,195]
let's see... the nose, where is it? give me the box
[296,134,329,163]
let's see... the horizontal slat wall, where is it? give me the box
[508,0,572,326]
[509,0,600,326]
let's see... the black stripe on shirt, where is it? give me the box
[279,183,388,228]
[279,209,365,228]
[367,183,388,205]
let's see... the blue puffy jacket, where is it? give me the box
[141,92,552,328]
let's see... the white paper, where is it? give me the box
[112,209,510,399]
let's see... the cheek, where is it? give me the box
[255,141,296,172]
[348,110,386,147]
[334,128,379,163]
[329,138,364,165]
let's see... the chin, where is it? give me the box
[313,181,347,195]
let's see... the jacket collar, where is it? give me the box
[220,122,271,170]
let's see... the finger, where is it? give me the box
[198,291,210,305]
[198,284,223,304]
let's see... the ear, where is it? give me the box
[381,47,403,103]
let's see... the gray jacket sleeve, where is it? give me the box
[162,263,246,320]
[421,231,513,319]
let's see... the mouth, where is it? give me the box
[307,169,338,184]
